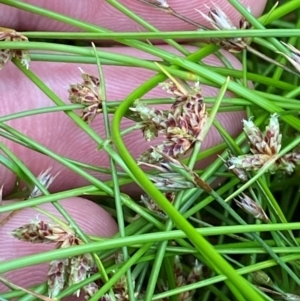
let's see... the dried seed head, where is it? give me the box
[13,218,99,299]
[242,118,265,153]
[140,193,173,217]
[114,275,129,301]
[139,150,198,191]
[12,220,56,244]
[48,258,69,298]
[235,193,269,222]
[81,72,100,95]
[0,28,30,69]
[228,153,270,171]
[279,152,300,174]
[83,282,99,298]
[138,80,207,163]
[68,71,102,123]
[223,155,248,182]
[29,167,59,198]
[115,252,125,264]
[186,260,203,284]
[11,219,79,249]
[278,42,300,73]
[161,80,188,104]
[141,165,195,191]
[99,295,112,301]
[130,101,165,141]
[197,4,251,53]
[228,114,300,174]
[170,256,200,300]
[68,253,95,297]
[264,113,282,155]
[202,4,238,30]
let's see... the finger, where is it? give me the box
[0,197,118,299]
[0,45,245,194]
[0,0,266,32]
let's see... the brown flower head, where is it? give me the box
[0,28,30,69]
[197,4,251,53]
[11,219,80,248]
[130,101,166,141]
[140,192,174,217]
[48,258,69,298]
[234,193,269,223]
[227,114,300,174]
[136,80,207,163]
[29,167,59,198]
[222,154,248,182]
[83,282,100,298]
[278,42,300,73]
[12,220,57,244]
[68,253,95,297]
[68,71,102,123]
[139,151,197,191]
[158,256,202,301]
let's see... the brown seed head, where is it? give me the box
[235,193,269,222]
[197,4,251,53]
[0,28,30,69]
[68,71,102,123]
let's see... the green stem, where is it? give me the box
[111,67,264,301]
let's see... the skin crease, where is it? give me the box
[0,1,267,300]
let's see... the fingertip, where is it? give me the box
[0,0,267,32]
[0,197,118,294]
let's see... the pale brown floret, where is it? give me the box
[68,253,95,297]
[227,114,300,174]
[48,258,69,298]
[12,220,78,247]
[68,71,102,123]
[0,28,30,69]
[133,80,207,163]
[139,151,197,191]
[278,42,300,73]
[234,193,269,222]
[157,256,203,301]
[29,167,60,198]
[196,4,251,53]
[12,220,97,297]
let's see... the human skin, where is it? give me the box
[0,0,267,299]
